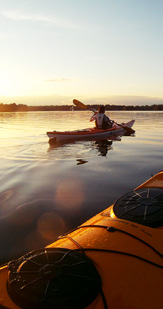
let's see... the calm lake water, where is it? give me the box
[0,110,162,264]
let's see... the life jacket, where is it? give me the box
[95,113,104,129]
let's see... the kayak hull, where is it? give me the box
[47,120,135,142]
[0,171,162,309]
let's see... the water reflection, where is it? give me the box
[48,132,134,160]
[0,175,87,263]
[76,159,88,165]
[94,140,113,156]
[0,196,70,263]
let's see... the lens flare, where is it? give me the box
[37,212,65,240]
[55,179,85,210]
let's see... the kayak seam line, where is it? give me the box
[77,248,163,268]
[59,233,162,268]
[59,224,163,257]
[83,225,163,257]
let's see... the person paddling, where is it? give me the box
[90,105,113,129]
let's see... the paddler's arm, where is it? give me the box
[90,112,98,122]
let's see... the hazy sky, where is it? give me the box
[0,0,163,105]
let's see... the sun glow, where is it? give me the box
[0,70,23,97]
[0,1,163,104]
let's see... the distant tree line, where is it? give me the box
[0,102,163,112]
[0,103,28,112]
[87,104,163,111]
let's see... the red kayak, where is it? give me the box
[47,120,135,143]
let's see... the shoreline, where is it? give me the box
[0,103,163,112]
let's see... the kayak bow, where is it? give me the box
[0,172,162,309]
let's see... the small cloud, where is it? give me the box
[1,10,75,29]
[44,78,71,82]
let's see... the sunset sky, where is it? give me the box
[0,0,163,105]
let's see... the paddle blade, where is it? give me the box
[73,99,87,110]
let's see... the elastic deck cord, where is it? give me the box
[60,224,162,257]
[58,224,162,309]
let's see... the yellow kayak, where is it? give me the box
[0,172,162,309]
